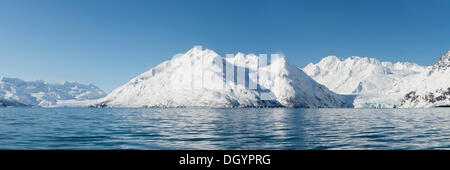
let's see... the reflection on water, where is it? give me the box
[0,107,450,149]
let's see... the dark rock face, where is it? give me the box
[89,102,108,108]
[400,87,450,107]
[403,91,418,102]
[401,51,450,107]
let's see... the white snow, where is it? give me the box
[303,51,450,108]
[96,47,352,108]
[4,46,448,109]
[0,77,106,107]
[49,99,99,108]
[352,95,402,108]
[399,51,450,108]
[303,55,430,95]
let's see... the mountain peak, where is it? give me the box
[430,50,450,74]
[303,54,429,95]
[97,47,350,108]
[0,77,27,85]
[188,45,203,52]
[321,55,340,63]
[184,46,219,58]
[60,80,79,85]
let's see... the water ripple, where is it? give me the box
[0,107,450,149]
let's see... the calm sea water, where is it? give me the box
[0,107,449,150]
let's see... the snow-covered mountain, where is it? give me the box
[400,51,450,108]
[0,77,107,107]
[95,47,353,108]
[303,55,430,95]
[303,51,450,108]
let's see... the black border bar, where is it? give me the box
[0,150,445,169]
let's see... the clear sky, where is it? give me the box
[1,0,450,91]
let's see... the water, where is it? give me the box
[0,107,450,150]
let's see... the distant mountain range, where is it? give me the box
[2,47,449,108]
[303,55,430,95]
[0,77,106,107]
[303,51,450,108]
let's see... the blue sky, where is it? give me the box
[1,0,450,91]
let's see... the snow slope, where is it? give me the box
[303,51,450,108]
[400,51,450,108]
[0,77,107,107]
[303,55,429,95]
[96,47,352,108]
[303,55,431,108]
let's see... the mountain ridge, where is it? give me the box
[303,55,429,95]
[0,77,107,107]
[399,51,450,108]
[303,51,450,108]
[95,47,353,108]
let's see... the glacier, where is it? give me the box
[303,55,430,108]
[303,51,450,108]
[94,47,354,108]
[0,77,106,107]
